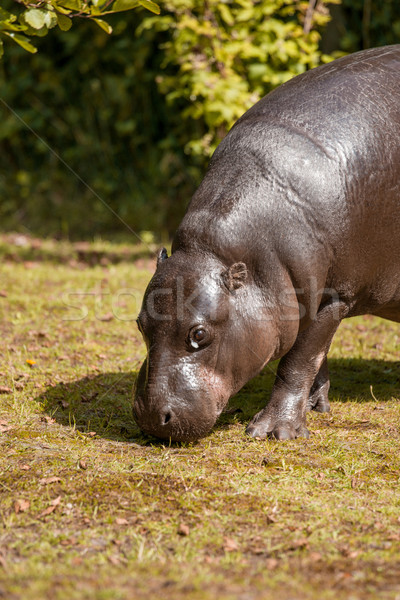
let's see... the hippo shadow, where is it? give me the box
[36,371,147,444]
[217,357,400,428]
[36,358,399,443]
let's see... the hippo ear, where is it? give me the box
[221,262,247,292]
[156,247,168,268]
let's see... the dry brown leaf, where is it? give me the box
[0,387,12,394]
[98,313,113,322]
[115,518,129,526]
[0,425,12,433]
[14,499,30,514]
[177,522,190,536]
[265,558,278,570]
[0,291,7,298]
[289,538,309,550]
[20,464,31,471]
[78,459,87,470]
[39,476,61,485]
[108,555,120,565]
[223,537,239,552]
[39,506,56,518]
[41,416,55,424]
[309,552,322,562]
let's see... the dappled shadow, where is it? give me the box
[36,357,399,442]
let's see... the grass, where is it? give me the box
[0,237,399,600]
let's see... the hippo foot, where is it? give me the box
[308,388,330,413]
[246,413,309,441]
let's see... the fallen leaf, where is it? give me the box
[177,522,190,536]
[289,538,309,550]
[0,425,12,433]
[14,499,30,514]
[265,558,278,570]
[0,290,7,298]
[20,464,31,471]
[60,537,77,546]
[98,313,113,322]
[0,420,8,426]
[78,459,87,470]
[266,514,277,524]
[39,476,61,485]
[41,415,55,424]
[223,537,239,552]
[251,547,266,555]
[108,555,120,565]
[87,431,97,437]
[0,387,12,394]
[115,518,129,526]
[309,552,322,562]
[39,496,61,517]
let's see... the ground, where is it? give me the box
[0,235,399,600]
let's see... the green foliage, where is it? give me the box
[142,0,339,157]
[339,0,400,52]
[0,0,159,57]
[0,1,342,239]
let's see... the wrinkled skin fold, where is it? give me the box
[133,45,400,442]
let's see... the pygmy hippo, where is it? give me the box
[133,45,400,442]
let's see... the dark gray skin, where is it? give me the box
[134,45,400,442]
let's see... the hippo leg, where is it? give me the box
[308,356,330,413]
[246,301,347,440]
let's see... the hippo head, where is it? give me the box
[133,248,281,442]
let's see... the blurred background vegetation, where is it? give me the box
[1,0,400,241]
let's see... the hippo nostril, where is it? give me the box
[163,411,172,425]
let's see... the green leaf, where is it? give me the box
[59,0,81,10]
[138,0,160,14]
[24,8,47,29]
[57,13,72,31]
[4,32,37,53]
[218,4,234,26]
[44,10,58,29]
[111,0,140,13]
[93,18,112,33]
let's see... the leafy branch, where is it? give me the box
[0,0,160,57]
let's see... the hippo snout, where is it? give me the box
[133,393,218,442]
[133,395,178,438]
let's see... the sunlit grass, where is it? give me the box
[0,243,399,600]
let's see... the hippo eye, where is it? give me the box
[188,326,211,350]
